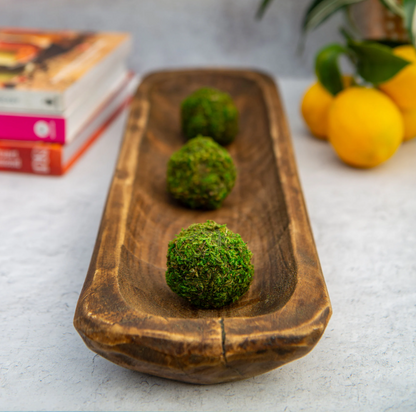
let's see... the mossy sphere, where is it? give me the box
[181,87,239,145]
[167,136,237,210]
[166,220,254,309]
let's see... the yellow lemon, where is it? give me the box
[301,81,333,139]
[301,77,354,140]
[328,87,403,168]
[401,107,416,141]
[379,45,416,110]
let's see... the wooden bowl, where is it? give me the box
[73,69,332,384]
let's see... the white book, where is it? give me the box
[0,28,131,113]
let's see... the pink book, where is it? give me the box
[0,113,65,143]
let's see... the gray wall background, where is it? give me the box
[0,0,345,77]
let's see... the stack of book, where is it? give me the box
[0,28,137,175]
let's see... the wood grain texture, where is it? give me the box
[73,69,332,384]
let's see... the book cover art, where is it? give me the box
[0,28,130,92]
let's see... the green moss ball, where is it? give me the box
[181,87,239,145]
[167,136,237,210]
[166,220,254,309]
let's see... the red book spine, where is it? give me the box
[0,141,63,175]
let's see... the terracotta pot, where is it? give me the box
[352,0,408,41]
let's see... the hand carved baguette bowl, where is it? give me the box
[73,69,332,384]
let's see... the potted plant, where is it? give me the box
[257,0,415,45]
[257,0,416,168]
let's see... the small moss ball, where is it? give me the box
[181,87,239,145]
[166,220,254,309]
[167,136,237,209]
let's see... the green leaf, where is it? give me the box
[403,0,416,46]
[379,0,404,17]
[302,0,364,33]
[256,0,275,19]
[344,6,361,35]
[315,44,349,95]
[369,38,410,48]
[348,40,411,84]
[339,26,356,42]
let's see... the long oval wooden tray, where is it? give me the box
[74,69,332,384]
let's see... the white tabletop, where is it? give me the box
[1,79,415,412]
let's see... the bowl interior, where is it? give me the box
[118,73,297,319]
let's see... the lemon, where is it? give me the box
[301,77,354,140]
[301,81,333,139]
[328,87,403,168]
[379,45,416,110]
[401,107,416,141]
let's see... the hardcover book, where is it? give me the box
[0,27,131,113]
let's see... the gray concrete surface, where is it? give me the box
[0,0,345,77]
[0,79,415,411]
